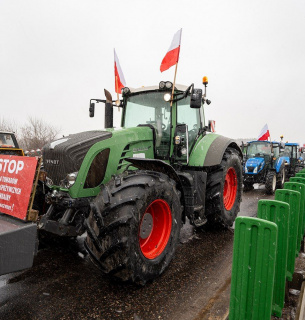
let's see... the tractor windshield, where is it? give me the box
[282,145,298,159]
[123,91,172,157]
[246,142,272,158]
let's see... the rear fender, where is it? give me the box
[189,134,242,167]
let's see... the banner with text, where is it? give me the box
[0,155,38,220]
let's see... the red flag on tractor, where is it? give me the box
[114,49,126,94]
[257,124,270,141]
[160,29,182,72]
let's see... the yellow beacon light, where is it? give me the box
[202,76,208,85]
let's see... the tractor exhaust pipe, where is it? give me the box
[105,102,113,128]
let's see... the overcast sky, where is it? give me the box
[1,0,305,144]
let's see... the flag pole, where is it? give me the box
[170,62,178,107]
[115,75,120,112]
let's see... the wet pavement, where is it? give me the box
[0,186,273,320]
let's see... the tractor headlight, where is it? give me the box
[245,167,248,173]
[67,172,77,185]
[159,81,166,89]
[159,81,173,90]
[46,176,54,188]
[60,172,78,189]
[122,87,130,96]
[164,92,171,102]
[253,167,258,173]
[165,81,173,89]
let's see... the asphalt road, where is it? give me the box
[0,186,273,320]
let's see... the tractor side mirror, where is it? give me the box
[89,103,95,117]
[190,89,202,108]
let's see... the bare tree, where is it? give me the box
[0,117,19,136]
[20,117,60,150]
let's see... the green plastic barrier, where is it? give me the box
[257,200,290,317]
[275,189,300,281]
[229,216,278,320]
[290,176,305,234]
[284,182,305,254]
[299,168,305,173]
[285,182,305,254]
[296,172,305,178]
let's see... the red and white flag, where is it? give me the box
[114,49,126,94]
[257,124,270,141]
[160,29,182,72]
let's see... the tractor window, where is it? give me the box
[282,145,292,157]
[246,142,272,157]
[292,146,297,159]
[272,144,280,158]
[0,134,16,148]
[177,96,201,148]
[123,92,172,158]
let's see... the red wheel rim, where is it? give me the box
[223,167,237,211]
[139,199,172,260]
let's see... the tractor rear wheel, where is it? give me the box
[205,147,242,228]
[265,171,276,194]
[85,170,182,284]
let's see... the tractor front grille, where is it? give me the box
[43,131,112,185]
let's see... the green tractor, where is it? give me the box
[40,79,243,284]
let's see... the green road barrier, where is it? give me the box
[275,189,301,281]
[284,182,305,255]
[257,200,290,317]
[296,172,305,178]
[299,168,305,173]
[229,216,278,320]
[290,176,305,235]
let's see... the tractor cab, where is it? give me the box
[244,141,272,175]
[0,132,24,156]
[243,140,286,194]
[121,82,205,163]
[281,142,304,177]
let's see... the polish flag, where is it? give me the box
[160,29,182,72]
[114,49,126,94]
[257,124,270,141]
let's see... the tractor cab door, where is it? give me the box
[291,145,298,169]
[176,97,202,152]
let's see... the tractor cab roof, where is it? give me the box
[126,83,189,94]
[248,140,272,144]
[285,143,299,146]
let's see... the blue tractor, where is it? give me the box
[243,140,286,194]
[281,142,305,178]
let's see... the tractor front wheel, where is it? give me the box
[265,171,276,194]
[85,170,182,284]
[276,164,285,189]
[205,147,242,228]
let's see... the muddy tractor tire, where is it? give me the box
[276,164,285,189]
[205,147,242,228]
[85,170,182,285]
[265,171,276,194]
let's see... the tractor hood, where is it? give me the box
[244,157,265,174]
[43,130,112,185]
